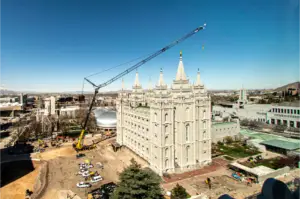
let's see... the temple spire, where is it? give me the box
[157,68,165,86]
[195,68,202,86]
[148,77,152,90]
[133,71,141,87]
[121,78,125,90]
[175,51,187,81]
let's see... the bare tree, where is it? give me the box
[75,108,97,134]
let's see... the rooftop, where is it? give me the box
[273,101,300,108]
[230,162,274,177]
[240,129,300,145]
[260,139,300,150]
[212,122,236,126]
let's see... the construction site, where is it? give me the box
[1,14,300,199]
[1,136,148,199]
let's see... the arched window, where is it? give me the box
[185,124,190,141]
[165,113,168,122]
[186,107,190,120]
[165,135,169,145]
[186,146,190,163]
[203,110,206,119]
[165,125,168,134]
[154,112,157,122]
[165,159,169,168]
[165,147,168,157]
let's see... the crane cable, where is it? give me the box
[85,51,156,79]
[81,50,157,94]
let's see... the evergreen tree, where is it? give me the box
[112,159,163,199]
[171,184,190,199]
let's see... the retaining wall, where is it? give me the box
[258,166,290,183]
[31,161,49,199]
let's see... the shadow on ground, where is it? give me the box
[0,143,35,188]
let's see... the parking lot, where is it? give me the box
[40,138,148,199]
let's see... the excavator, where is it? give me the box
[74,23,207,151]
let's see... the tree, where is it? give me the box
[272,124,286,133]
[75,109,97,133]
[112,159,163,199]
[224,136,234,144]
[171,184,190,199]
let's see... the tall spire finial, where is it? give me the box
[148,77,152,90]
[157,68,165,86]
[122,78,125,90]
[195,69,202,86]
[175,51,187,81]
[133,71,141,87]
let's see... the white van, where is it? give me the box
[90,175,103,183]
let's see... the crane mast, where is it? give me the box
[75,23,206,150]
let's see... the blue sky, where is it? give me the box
[1,0,299,92]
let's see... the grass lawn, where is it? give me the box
[240,156,300,170]
[217,142,260,158]
[240,158,281,169]
[223,155,235,161]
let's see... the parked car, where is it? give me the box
[80,164,93,170]
[90,175,103,183]
[78,169,88,175]
[76,153,86,159]
[82,171,91,177]
[96,162,104,169]
[76,182,92,188]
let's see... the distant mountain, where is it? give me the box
[0,89,17,95]
[275,82,300,92]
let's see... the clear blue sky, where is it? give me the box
[1,0,299,92]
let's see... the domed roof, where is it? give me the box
[93,108,117,128]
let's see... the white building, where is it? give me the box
[213,104,272,122]
[211,120,240,143]
[267,101,300,128]
[94,107,117,134]
[116,52,212,175]
[237,88,248,107]
[44,96,56,115]
[60,106,80,118]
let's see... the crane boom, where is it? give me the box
[90,24,206,90]
[75,23,206,150]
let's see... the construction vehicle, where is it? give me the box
[74,24,207,151]
[38,139,48,148]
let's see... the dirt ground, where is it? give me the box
[41,138,148,199]
[0,161,41,199]
[163,168,262,199]
[31,145,77,161]
[2,138,298,199]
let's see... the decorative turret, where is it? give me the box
[122,78,125,91]
[195,69,203,86]
[156,68,167,90]
[158,68,165,86]
[148,77,153,90]
[133,71,142,89]
[175,51,187,81]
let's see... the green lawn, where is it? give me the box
[217,143,260,158]
[240,156,299,170]
[240,158,281,169]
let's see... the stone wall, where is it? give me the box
[257,166,290,183]
[211,121,240,143]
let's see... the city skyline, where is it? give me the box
[1,0,299,92]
